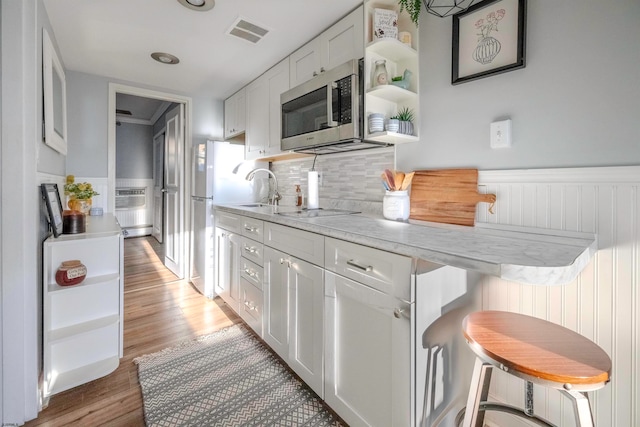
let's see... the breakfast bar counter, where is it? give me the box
[215,204,597,286]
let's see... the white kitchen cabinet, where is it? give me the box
[263,245,325,398]
[214,226,242,312]
[287,254,324,397]
[324,237,412,427]
[42,215,123,400]
[263,246,290,359]
[245,57,289,160]
[289,5,364,87]
[224,88,246,139]
[363,0,419,144]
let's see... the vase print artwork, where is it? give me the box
[473,9,505,65]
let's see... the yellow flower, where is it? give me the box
[66,175,75,184]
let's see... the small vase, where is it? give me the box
[68,198,92,215]
[399,121,414,135]
[386,118,400,133]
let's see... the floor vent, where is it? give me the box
[226,17,269,44]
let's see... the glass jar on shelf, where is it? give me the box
[372,59,389,87]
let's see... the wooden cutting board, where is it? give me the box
[409,169,496,226]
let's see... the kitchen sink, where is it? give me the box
[276,208,360,218]
[236,203,270,207]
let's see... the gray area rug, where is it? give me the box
[135,324,344,426]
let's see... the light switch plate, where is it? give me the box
[490,119,512,148]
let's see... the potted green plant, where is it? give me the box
[395,107,415,135]
[398,0,422,26]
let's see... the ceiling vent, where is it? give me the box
[226,17,269,44]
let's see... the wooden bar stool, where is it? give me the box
[457,311,611,427]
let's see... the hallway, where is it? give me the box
[26,236,240,426]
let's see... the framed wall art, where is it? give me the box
[41,183,64,237]
[452,0,527,85]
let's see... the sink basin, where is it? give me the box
[236,203,270,208]
[276,208,360,218]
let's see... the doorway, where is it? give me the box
[108,83,192,280]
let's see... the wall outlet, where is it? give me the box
[490,119,512,149]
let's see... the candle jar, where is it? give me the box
[383,190,410,221]
[55,260,87,287]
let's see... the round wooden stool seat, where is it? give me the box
[458,311,612,427]
[463,311,611,390]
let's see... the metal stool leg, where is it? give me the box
[462,357,493,427]
[561,389,595,427]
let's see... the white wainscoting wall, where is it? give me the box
[475,166,639,427]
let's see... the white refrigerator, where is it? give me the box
[189,140,265,298]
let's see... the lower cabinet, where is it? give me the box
[263,246,325,398]
[216,211,417,425]
[324,271,411,427]
[214,226,242,311]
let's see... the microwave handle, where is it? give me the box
[326,82,338,128]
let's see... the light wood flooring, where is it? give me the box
[25,236,241,426]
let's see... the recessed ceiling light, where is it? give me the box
[177,0,214,12]
[151,52,180,65]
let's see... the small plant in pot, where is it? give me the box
[394,107,415,135]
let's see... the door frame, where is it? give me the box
[107,83,192,278]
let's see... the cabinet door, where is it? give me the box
[289,38,321,87]
[288,257,324,398]
[245,75,269,160]
[263,247,289,359]
[214,227,242,312]
[324,271,411,427]
[265,58,289,157]
[321,5,364,72]
[224,88,246,139]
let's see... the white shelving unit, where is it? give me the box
[364,0,420,144]
[42,214,124,401]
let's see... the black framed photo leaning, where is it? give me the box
[41,183,64,237]
[452,0,527,85]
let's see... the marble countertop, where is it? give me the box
[214,204,597,286]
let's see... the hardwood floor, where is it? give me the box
[26,236,240,426]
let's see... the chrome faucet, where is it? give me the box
[245,168,281,206]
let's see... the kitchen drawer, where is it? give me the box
[215,210,242,233]
[264,222,324,266]
[240,257,263,290]
[325,237,412,301]
[240,236,264,265]
[241,217,264,243]
[239,277,263,337]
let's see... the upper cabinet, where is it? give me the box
[224,88,246,140]
[363,0,419,144]
[290,5,364,88]
[245,58,290,160]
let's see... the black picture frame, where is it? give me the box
[452,0,527,85]
[41,183,64,237]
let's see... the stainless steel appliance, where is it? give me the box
[281,58,387,154]
[189,140,265,298]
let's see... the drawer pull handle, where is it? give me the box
[347,259,373,272]
[244,226,258,232]
[244,301,257,311]
[243,268,257,278]
[244,246,258,254]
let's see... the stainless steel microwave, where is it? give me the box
[281,58,383,154]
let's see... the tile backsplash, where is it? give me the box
[270,148,394,215]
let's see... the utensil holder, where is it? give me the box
[383,190,410,221]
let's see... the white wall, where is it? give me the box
[116,123,153,179]
[65,70,224,181]
[396,0,640,171]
